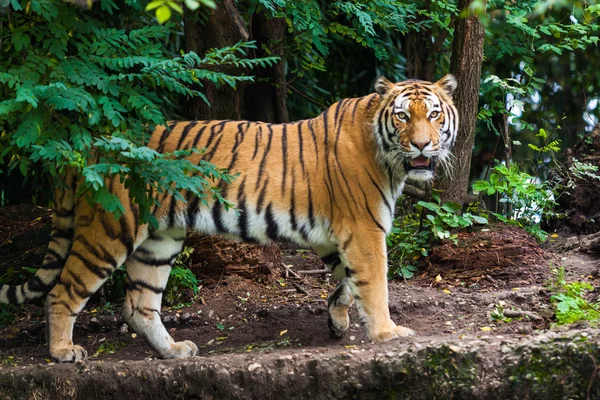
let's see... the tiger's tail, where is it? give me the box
[0,168,77,304]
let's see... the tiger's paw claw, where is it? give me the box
[51,345,88,363]
[162,340,198,359]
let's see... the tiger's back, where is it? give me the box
[0,75,458,362]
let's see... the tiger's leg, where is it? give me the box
[122,230,198,359]
[313,246,355,338]
[342,230,414,342]
[46,234,128,362]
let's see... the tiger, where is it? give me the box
[0,75,458,362]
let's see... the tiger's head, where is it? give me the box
[373,75,458,182]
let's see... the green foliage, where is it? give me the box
[473,163,555,242]
[548,267,600,327]
[570,158,600,182]
[92,339,127,358]
[387,192,487,280]
[0,1,275,224]
[490,303,514,323]
[164,246,200,306]
[146,0,216,23]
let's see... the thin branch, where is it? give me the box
[287,84,328,109]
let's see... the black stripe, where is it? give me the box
[75,235,118,268]
[44,248,63,263]
[54,208,75,218]
[365,93,378,110]
[351,97,363,123]
[252,126,262,160]
[289,169,297,231]
[321,252,341,266]
[157,125,172,153]
[265,203,279,241]
[53,228,74,239]
[204,121,227,150]
[64,269,94,298]
[307,120,319,161]
[281,124,288,195]
[307,185,315,228]
[365,169,392,213]
[27,276,55,293]
[256,125,273,190]
[119,213,134,256]
[40,260,64,270]
[237,178,250,241]
[233,122,247,153]
[126,275,165,294]
[342,234,353,251]
[7,286,17,304]
[176,121,198,149]
[130,251,179,266]
[191,124,209,149]
[168,195,178,228]
[70,250,113,280]
[203,134,224,161]
[344,267,354,277]
[359,187,386,232]
[297,121,306,176]
[48,299,78,316]
[256,177,269,214]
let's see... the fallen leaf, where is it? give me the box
[480,326,492,332]
[435,274,442,283]
[551,233,558,238]
[280,329,288,336]
[443,289,451,294]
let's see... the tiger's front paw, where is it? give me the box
[161,340,198,359]
[50,344,88,363]
[370,324,415,342]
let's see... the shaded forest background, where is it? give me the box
[1,0,599,237]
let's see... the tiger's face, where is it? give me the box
[373,75,458,182]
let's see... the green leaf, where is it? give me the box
[146,0,164,11]
[441,202,461,213]
[417,201,439,212]
[471,215,488,224]
[156,5,171,23]
[198,0,216,9]
[184,0,200,10]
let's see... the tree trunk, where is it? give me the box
[434,0,485,205]
[244,12,289,123]
[403,19,436,82]
[184,0,248,120]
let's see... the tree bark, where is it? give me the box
[244,12,289,123]
[403,18,436,82]
[434,0,485,205]
[184,0,248,120]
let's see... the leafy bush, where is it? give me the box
[387,192,487,280]
[0,0,277,225]
[548,267,600,327]
[473,163,555,242]
[164,246,200,306]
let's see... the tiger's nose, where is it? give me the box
[411,140,431,151]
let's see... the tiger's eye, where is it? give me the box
[396,112,409,121]
[429,111,440,119]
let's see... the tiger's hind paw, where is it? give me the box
[161,340,198,359]
[50,344,88,363]
[371,325,415,342]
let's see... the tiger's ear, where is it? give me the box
[435,74,458,98]
[374,76,393,96]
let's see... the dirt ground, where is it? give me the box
[0,204,598,372]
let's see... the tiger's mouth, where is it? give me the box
[405,155,436,172]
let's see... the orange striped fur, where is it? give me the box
[0,75,458,362]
